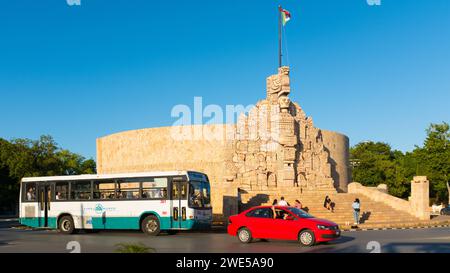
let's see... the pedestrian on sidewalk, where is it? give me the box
[272,199,278,206]
[352,198,361,225]
[294,200,303,210]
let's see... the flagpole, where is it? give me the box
[278,5,282,68]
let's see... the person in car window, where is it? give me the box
[283,212,292,220]
[271,206,290,220]
[271,206,278,219]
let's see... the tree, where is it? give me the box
[0,135,96,214]
[350,122,450,203]
[413,122,450,204]
[350,141,411,198]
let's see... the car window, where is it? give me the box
[274,209,291,219]
[287,207,315,218]
[246,208,273,219]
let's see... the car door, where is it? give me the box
[272,209,300,240]
[244,208,276,239]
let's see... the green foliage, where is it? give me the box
[114,243,155,253]
[350,142,410,198]
[351,122,450,203]
[412,122,450,203]
[0,135,96,213]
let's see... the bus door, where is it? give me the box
[38,182,53,227]
[170,181,188,229]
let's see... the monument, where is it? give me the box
[95,6,432,226]
[96,66,351,217]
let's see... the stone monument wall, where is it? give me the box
[322,130,351,192]
[96,124,238,215]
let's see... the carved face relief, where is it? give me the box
[278,96,291,109]
[267,75,282,93]
[279,66,290,76]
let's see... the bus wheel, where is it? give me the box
[58,216,75,235]
[141,215,161,236]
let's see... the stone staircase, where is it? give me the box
[240,191,423,227]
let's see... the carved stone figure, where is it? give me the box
[224,66,335,192]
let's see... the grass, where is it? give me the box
[114,242,155,253]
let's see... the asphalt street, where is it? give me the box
[0,220,449,253]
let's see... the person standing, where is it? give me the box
[352,198,361,225]
[272,199,278,206]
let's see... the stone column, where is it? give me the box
[410,176,430,220]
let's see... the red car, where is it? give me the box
[227,206,341,246]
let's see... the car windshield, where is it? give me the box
[286,207,315,218]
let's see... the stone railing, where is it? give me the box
[348,182,417,219]
[348,177,430,220]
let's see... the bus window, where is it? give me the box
[70,181,92,200]
[55,182,69,200]
[24,183,37,201]
[93,180,116,200]
[142,177,168,199]
[189,181,211,208]
[117,181,140,199]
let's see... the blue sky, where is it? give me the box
[0,0,449,160]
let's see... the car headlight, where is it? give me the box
[317,225,334,230]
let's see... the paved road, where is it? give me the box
[0,220,449,253]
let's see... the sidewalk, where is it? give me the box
[340,216,450,231]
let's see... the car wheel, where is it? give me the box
[141,215,161,236]
[58,216,76,235]
[237,228,253,244]
[298,230,315,247]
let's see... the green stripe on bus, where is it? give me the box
[20,217,210,230]
[20,217,57,229]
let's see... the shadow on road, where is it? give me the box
[0,220,19,229]
[320,235,355,245]
[383,243,450,253]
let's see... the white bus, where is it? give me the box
[19,170,212,235]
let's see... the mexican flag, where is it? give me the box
[280,8,291,26]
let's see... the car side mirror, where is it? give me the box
[285,215,294,220]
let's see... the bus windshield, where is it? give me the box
[188,181,211,208]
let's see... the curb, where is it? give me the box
[342,223,450,232]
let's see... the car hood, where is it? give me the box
[308,218,338,226]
